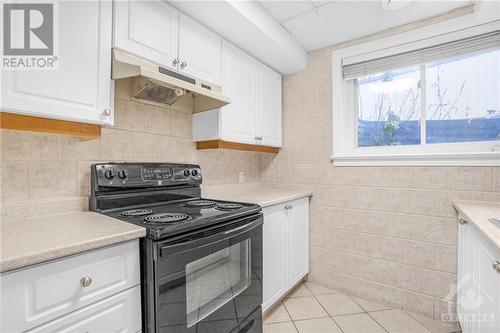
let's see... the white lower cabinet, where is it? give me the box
[1,240,141,333]
[262,197,309,312]
[26,286,142,333]
[457,216,500,333]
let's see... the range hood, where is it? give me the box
[112,49,230,112]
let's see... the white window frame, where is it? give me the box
[331,17,500,166]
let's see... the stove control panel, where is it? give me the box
[142,167,173,180]
[92,163,202,188]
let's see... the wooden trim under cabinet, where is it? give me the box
[196,140,280,154]
[0,112,101,138]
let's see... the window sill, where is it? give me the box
[330,152,500,166]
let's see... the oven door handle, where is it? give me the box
[159,216,262,255]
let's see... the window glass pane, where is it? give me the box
[356,67,421,147]
[425,49,500,144]
[185,239,251,328]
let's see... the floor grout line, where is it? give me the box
[264,282,455,333]
[365,311,391,333]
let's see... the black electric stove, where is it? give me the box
[90,163,263,333]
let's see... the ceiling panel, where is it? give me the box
[261,0,472,51]
[259,0,315,21]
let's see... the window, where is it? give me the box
[332,21,500,166]
[356,50,500,147]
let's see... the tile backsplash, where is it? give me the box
[0,82,263,202]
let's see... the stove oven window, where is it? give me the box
[185,239,251,328]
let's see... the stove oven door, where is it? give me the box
[155,214,263,333]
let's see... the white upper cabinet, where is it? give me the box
[192,40,283,148]
[114,0,179,71]
[114,1,222,86]
[1,0,113,125]
[256,62,282,147]
[178,15,221,85]
[220,40,256,144]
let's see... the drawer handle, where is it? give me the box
[492,260,500,274]
[458,218,468,225]
[80,276,92,288]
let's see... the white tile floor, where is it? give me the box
[263,282,461,333]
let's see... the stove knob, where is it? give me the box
[104,169,114,180]
[191,169,199,177]
[184,169,191,177]
[118,169,127,179]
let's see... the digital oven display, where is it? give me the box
[142,167,174,180]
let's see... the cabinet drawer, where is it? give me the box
[1,240,140,332]
[26,286,142,333]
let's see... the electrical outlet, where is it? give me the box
[238,171,244,184]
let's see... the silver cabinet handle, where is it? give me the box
[103,108,111,116]
[172,58,180,65]
[492,260,500,274]
[80,276,92,288]
[458,218,468,225]
[180,61,187,69]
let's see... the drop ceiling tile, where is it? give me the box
[259,0,315,22]
[280,0,471,51]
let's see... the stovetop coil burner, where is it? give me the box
[185,200,217,207]
[144,213,191,223]
[121,209,154,217]
[216,203,243,210]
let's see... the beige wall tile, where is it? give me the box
[77,160,99,197]
[471,191,500,202]
[1,160,28,201]
[171,110,192,138]
[133,132,163,162]
[60,136,100,161]
[114,98,145,131]
[418,167,492,191]
[28,161,77,199]
[400,292,435,318]
[145,104,172,135]
[434,245,458,273]
[100,128,135,161]
[2,130,60,160]
[493,167,500,192]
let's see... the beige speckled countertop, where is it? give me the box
[453,200,500,251]
[202,184,313,208]
[0,212,146,273]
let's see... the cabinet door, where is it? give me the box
[287,198,309,284]
[114,0,178,70]
[1,0,113,125]
[26,286,142,333]
[471,226,500,333]
[457,220,470,332]
[262,203,287,312]
[220,41,256,144]
[178,15,221,85]
[256,63,282,147]
[1,240,140,333]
